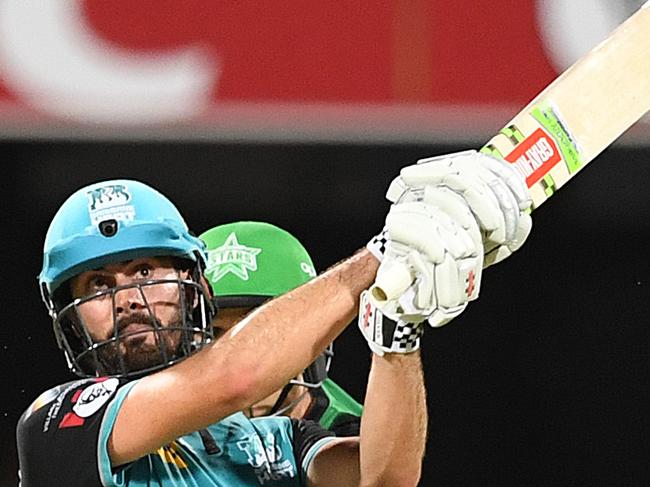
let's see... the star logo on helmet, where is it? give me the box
[205,233,262,282]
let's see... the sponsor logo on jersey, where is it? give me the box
[237,432,295,484]
[205,232,262,282]
[41,381,85,432]
[504,128,561,187]
[86,183,135,225]
[27,386,62,418]
[72,377,119,418]
[57,378,119,429]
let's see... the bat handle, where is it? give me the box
[369,261,414,303]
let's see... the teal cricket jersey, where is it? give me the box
[17,378,337,486]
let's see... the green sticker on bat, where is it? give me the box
[530,101,583,174]
[480,144,503,159]
[501,124,525,144]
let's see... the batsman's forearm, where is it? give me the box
[211,248,380,411]
[111,249,380,466]
[359,352,427,487]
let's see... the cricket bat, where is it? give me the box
[371,1,650,303]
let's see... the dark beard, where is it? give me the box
[95,312,184,376]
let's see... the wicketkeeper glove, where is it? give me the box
[386,149,532,267]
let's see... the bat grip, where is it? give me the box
[369,261,414,303]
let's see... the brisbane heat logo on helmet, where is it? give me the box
[86,183,135,225]
[205,232,262,283]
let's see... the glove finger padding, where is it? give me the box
[421,186,482,249]
[407,250,480,311]
[398,160,506,241]
[387,149,532,267]
[386,202,478,263]
[479,154,532,210]
[370,198,483,328]
[483,210,532,268]
[475,155,530,245]
[427,302,468,328]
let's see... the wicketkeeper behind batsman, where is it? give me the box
[200,221,363,435]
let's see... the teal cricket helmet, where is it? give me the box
[39,179,215,378]
[40,179,207,299]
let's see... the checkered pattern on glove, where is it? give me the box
[358,290,423,356]
[366,228,388,262]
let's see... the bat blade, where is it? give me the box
[371,2,650,303]
[481,1,650,209]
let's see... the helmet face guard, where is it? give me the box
[53,276,214,378]
[292,343,333,390]
[266,343,333,416]
[39,179,215,378]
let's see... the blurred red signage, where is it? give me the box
[0,0,644,141]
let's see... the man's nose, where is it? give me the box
[114,285,146,314]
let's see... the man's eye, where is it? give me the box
[137,266,152,278]
[89,277,109,291]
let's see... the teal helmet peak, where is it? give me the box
[40,179,207,301]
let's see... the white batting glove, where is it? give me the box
[386,150,533,267]
[358,290,423,356]
[371,190,483,328]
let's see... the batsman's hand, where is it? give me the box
[366,188,483,330]
[386,149,532,267]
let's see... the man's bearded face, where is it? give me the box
[69,257,191,375]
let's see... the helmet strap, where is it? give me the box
[268,383,295,415]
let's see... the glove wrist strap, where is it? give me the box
[358,290,422,356]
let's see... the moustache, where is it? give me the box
[115,312,162,336]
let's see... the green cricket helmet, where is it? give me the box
[199,222,332,405]
[200,221,317,308]
[39,179,215,378]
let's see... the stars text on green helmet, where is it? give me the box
[205,232,262,282]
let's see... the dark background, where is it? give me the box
[2,141,649,486]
